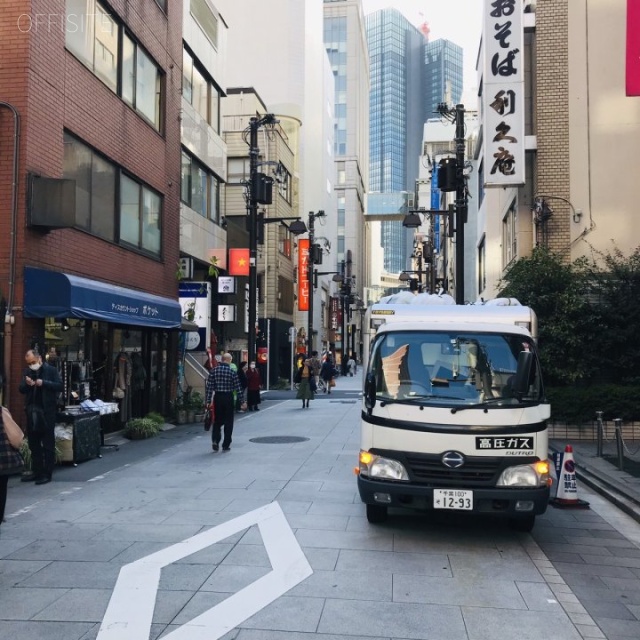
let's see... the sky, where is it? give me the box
[361,0,483,102]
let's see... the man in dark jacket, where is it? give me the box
[18,349,63,484]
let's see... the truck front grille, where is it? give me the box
[404,453,500,486]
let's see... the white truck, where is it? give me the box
[357,294,551,531]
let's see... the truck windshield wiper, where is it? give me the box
[450,397,535,413]
[379,394,467,406]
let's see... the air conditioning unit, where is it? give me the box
[407,195,415,209]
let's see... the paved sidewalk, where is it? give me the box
[0,379,639,639]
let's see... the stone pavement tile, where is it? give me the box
[32,588,111,622]
[160,509,241,526]
[159,562,215,590]
[110,540,179,564]
[393,574,526,608]
[295,528,393,552]
[553,561,637,578]
[307,502,363,517]
[573,625,606,639]
[79,621,168,640]
[5,539,132,562]
[335,548,451,576]
[200,564,270,592]
[278,489,357,505]
[3,522,108,541]
[318,598,466,639]
[562,573,609,589]
[153,590,201,624]
[234,631,389,640]
[461,607,582,640]
[580,554,640,569]
[18,561,121,589]
[568,536,639,549]
[301,547,339,571]
[173,541,235,565]
[90,523,202,542]
[220,543,271,567]
[0,535,35,559]
[73,507,173,525]
[516,581,567,611]
[540,542,614,557]
[608,546,640,559]
[285,514,349,531]
[544,552,586,564]
[0,586,68,620]
[287,569,393,601]
[571,585,640,605]
[270,500,312,515]
[595,616,640,637]
[247,479,289,492]
[449,553,544,582]
[0,620,94,639]
[164,590,230,626]
[0,559,50,585]
[587,529,628,540]
[599,576,640,591]
[627,604,640,619]
[580,599,637,620]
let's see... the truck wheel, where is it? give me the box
[366,504,388,524]
[509,515,535,532]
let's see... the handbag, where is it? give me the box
[2,406,24,450]
[204,405,214,431]
[330,378,336,388]
[309,376,317,392]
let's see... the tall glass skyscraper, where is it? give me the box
[366,8,463,274]
[424,40,464,120]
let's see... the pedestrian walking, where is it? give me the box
[236,361,248,412]
[295,356,315,408]
[347,355,356,377]
[205,353,242,452]
[0,408,24,527]
[18,349,63,484]
[308,350,322,389]
[246,361,262,411]
[320,357,336,394]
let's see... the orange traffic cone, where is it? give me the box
[550,445,590,509]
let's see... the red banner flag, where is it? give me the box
[298,239,310,311]
[228,248,250,276]
[628,0,640,95]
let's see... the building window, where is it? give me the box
[502,200,517,268]
[190,0,219,48]
[181,149,223,224]
[278,225,292,258]
[120,174,161,255]
[63,131,161,257]
[278,167,292,203]
[278,276,294,314]
[337,161,346,184]
[154,0,167,11]
[182,47,222,131]
[65,0,162,131]
[227,157,250,183]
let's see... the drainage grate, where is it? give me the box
[249,436,310,444]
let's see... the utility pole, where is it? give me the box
[454,104,467,305]
[247,113,277,362]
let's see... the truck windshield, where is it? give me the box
[368,330,543,406]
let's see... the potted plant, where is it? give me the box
[189,391,206,422]
[123,418,162,440]
[173,396,188,425]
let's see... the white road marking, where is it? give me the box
[96,501,312,640]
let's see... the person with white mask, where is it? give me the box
[18,349,63,484]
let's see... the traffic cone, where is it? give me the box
[549,445,590,509]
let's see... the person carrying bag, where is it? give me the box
[1,406,25,528]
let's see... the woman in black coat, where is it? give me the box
[320,358,336,395]
[0,410,24,527]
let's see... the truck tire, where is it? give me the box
[366,504,388,524]
[509,515,535,532]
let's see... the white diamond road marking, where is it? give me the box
[96,501,312,640]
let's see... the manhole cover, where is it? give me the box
[249,436,310,444]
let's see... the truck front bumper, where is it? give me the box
[357,475,549,516]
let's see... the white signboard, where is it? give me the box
[218,304,235,322]
[218,276,235,294]
[483,0,525,187]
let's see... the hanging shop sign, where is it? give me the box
[218,276,236,294]
[298,239,310,312]
[482,0,525,187]
[217,304,236,322]
[178,282,211,352]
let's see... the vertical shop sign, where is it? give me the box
[178,282,211,352]
[298,239,310,311]
[628,0,640,95]
[483,0,525,186]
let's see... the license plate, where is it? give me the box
[433,489,473,510]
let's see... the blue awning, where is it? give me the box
[24,267,182,329]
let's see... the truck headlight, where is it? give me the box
[359,451,409,481]
[497,461,549,487]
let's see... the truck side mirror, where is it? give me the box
[364,373,376,410]
[512,351,534,397]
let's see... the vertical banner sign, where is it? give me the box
[178,282,211,352]
[329,295,341,342]
[483,0,525,186]
[298,239,310,311]
[628,0,640,96]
